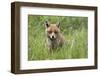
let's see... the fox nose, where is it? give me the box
[52,36,55,38]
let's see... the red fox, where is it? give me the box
[45,21,65,51]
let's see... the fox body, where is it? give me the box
[45,21,65,51]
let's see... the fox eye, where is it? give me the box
[48,31,52,34]
[54,31,58,34]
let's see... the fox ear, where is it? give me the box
[45,21,50,28]
[57,22,60,28]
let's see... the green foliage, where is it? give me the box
[28,15,88,60]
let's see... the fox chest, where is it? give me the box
[48,39,61,49]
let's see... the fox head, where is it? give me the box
[45,21,60,40]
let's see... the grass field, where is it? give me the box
[28,15,88,60]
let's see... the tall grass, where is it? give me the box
[28,15,88,60]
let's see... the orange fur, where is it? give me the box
[45,21,65,51]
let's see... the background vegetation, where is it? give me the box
[28,15,88,60]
